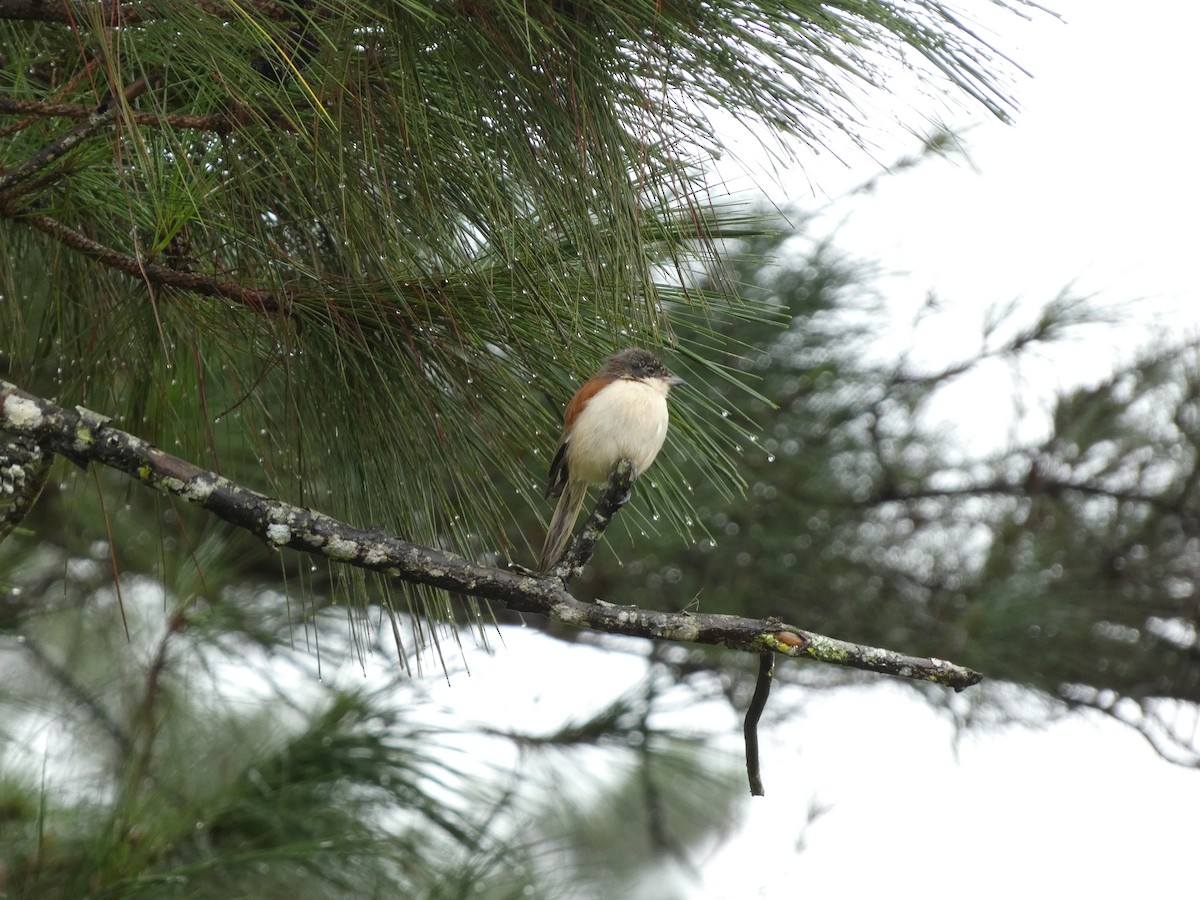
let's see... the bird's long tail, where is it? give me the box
[539,480,588,572]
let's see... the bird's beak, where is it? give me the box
[667,374,686,386]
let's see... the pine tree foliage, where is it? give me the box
[0,0,1036,578]
[0,523,744,896]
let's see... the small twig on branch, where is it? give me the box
[0,77,148,197]
[9,213,282,313]
[0,78,286,314]
[0,379,985,691]
[744,651,774,796]
[553,460,635,583]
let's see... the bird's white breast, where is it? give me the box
[567,378,671,485]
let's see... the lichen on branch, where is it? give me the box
[0,378,983,692]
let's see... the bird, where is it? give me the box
[538,348,684,572]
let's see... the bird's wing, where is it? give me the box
[546,437,570,498]
[545,375,611,498]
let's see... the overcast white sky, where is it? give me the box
[733,0,1199,323]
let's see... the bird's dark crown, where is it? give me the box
[601,348,674,381]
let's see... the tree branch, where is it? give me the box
[870,477,1168,511]
[0,431,51,539]
[744,652,773,796]
[0,78,286,313]
[5,212,282,313]
[0,97,292,136]
[553,460,634,583]
[0,78,148,197]
[0,378,983,691]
